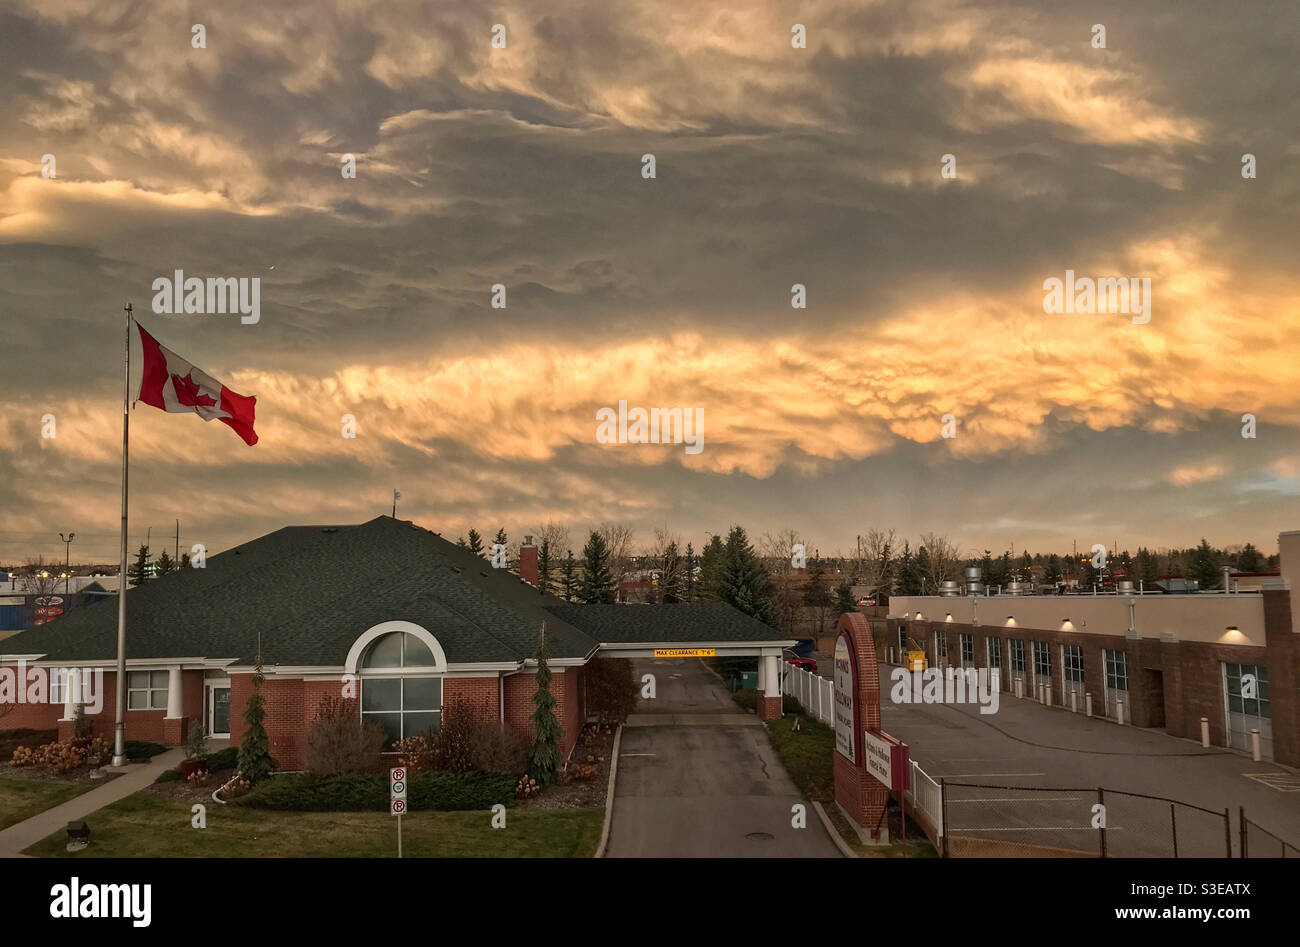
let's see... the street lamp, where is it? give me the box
[59,532,75,596]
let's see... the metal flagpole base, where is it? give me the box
[111,755,127,767]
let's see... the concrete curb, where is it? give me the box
[593,723,624,858]
[812,800,856,858]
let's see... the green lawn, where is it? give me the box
[24,792,605,858]
[762,714,835,801]
[0,773,100,831]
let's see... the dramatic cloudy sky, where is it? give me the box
[1,0,1297,564]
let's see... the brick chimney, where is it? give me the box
[520,535,538,587]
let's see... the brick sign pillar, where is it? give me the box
[832,612,889,838]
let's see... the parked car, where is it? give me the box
[782,649,817,673]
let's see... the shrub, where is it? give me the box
[11,736,111,773]
[303,697,386,776]
[470,723,529,773]
[72,705,92,740]
[394,731,441,774]
[585,658,638,727]
[124,741,167,760]
[438,699,481,773]
[183,718,208,760]
[200,747,239,772]
[235,771,518,812]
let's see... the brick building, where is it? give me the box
[0,517,790,768]
[886,530,1300,767]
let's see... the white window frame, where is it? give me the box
[127,670,169,711]
[49,669,92,705]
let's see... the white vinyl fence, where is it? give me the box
[781,664,835,726]
[780,664,945,842]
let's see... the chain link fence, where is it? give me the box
[1241,809,1300,858]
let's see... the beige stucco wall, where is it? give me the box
[889,592,1266,647]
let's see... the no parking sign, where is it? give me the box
[390,767,406,816]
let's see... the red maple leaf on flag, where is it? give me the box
[171,371,218,408]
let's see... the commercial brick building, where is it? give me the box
[886,531,1300,767]
[0,517,790,769]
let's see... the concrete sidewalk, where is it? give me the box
[0,748,184,857]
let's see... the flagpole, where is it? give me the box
[112,303,132,767]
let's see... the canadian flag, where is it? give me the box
[134,322,258,446]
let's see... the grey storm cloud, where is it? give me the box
[0,0,1297,564]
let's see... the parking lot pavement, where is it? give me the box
[604,659,840,858]
[877,663,1300,855]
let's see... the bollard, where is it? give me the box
[1251,729,1262,762]
[1015,678,1023,699]
[1085,693,1093,717]
[1200,717,1210,748]
[1044,685,1051,708]
[1070,690,1078,713]
[1116,700,1125,726]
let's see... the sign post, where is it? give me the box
[390,767,407,858]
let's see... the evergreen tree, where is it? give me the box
[127,544,151,587]
[537,539,552,594]
[1237,543,1264,574]
[835,581,856,615]
[528,626,563,784]
[560,550,577,602]
[1188,538,1221,589]
[658,539,685,604]
[717,526,774,626]
[698,535,726,600]
[154,550,176,576]
[237,642,277,785]
[896,542,921,596]
[1045,554,1062,584]
[1018,550,1033,578]
[915,545,932,594]
[179,552,191,570]
[578,531,616,604]
[466,529,485,558]
[493,528,508,552]
[685,542,695,602]
[1136,547,1160,586]
[455,536,468,549]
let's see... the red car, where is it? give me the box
[783,649,817,673]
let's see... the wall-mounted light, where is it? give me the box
[945,613,953,622]
[1005,616,1016,625]
[915,611,923,620]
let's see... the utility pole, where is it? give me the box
[176,519,180,561]
[392,489,401,518]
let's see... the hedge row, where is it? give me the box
[233,771,519,812]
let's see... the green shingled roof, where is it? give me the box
[0,517,595,667]
[544,603,789,644]
[1,517,787,668]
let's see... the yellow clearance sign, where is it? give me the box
[653,648,716,658]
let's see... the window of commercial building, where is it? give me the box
[127,670,169,710]
[986,637,1002,668]
[960,633,974,667]
[1009,639,1026,674]
[360,632,443,748]
[1063,645,1084,683]
[933,631,947,667]
[1224,663,1272,759]
[1032,641,1051,682]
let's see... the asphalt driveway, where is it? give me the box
[604,658,840,858]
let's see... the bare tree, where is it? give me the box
[21,558,60,598]
[597,521,635,601]
[648,527,686,603]
[535,520,572,560]
[760,528,804,637]
[920,532,962,590]
[854,529,896,597]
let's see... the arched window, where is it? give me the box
[359,632,442,748]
